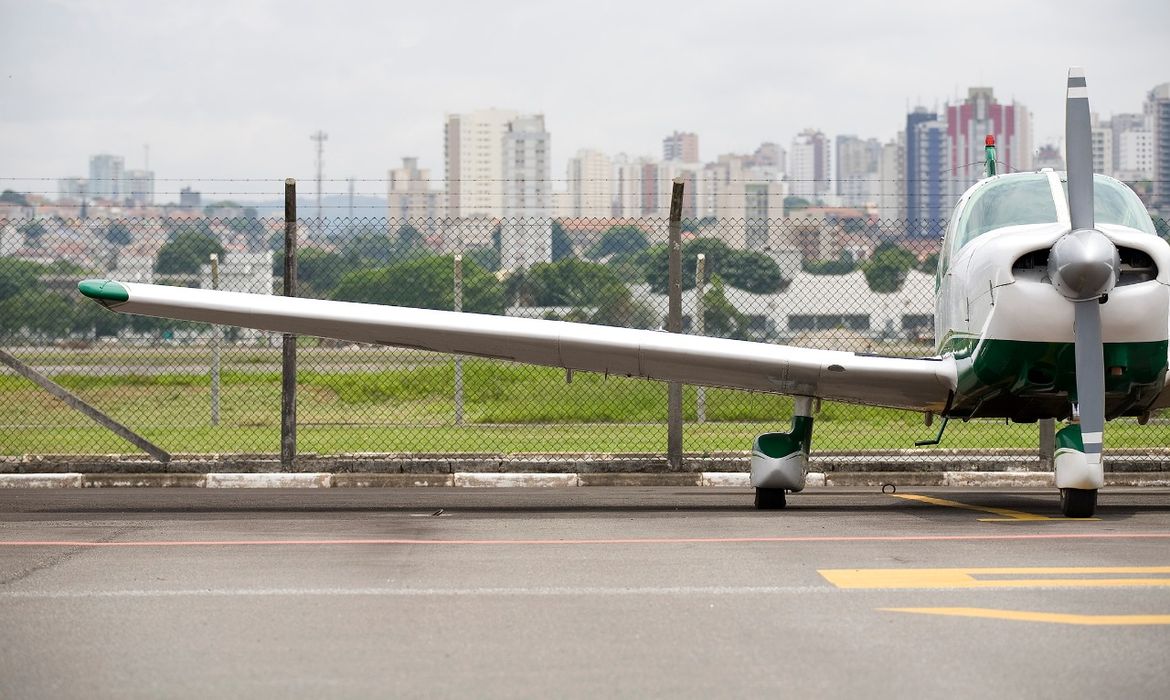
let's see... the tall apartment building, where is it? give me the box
[388,157,442,220]
[663,131,699,162]
[835,135,882,207]
[502,115,551,217]
[789,129,831,199]
[566,149,613,217]
[1109,113,1147,175]
[88,154,124,201]
[444,108,519,218]
[122,169,154,206]
[945,87,1032,196]
[1117,129,1154,181]
[1090,114,1114,177]
[877,134,905,221]
[905,107,948,235]
[1147,83,1170,209]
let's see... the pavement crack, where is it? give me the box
[0,526,135,587]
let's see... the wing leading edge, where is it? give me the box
[79,280,956,412]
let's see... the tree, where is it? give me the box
[332,255,505,314]
[551,221,574,261]
[700,275,748,339]
[296,248,347,298]
[641,237,783,294]
[784,196,811,213]
[18,220,47,246]
[918,252,940,274]
[0,290,71,338]
[0,190,29,206]
[0,257,45,301]
[587,225,649,261]
[803,252,858,275]
[524,259,624,307]
[155,229,224,274]
[104,222,132,246]
[862,242,918,293]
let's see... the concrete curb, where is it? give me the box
[1,471,1168,488]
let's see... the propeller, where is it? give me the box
[1046,67,1119,469]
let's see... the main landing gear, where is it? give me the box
[751,397,814,510]
[1054,422,1102,518]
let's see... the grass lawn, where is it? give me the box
[4,356,1168,456]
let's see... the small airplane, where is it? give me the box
[78,69,1168,517]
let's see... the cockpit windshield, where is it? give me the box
[955,174,1056,249]
[953,172,1156,253]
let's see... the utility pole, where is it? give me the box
[310,130,328,221]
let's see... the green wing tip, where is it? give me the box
[77,279,129,303]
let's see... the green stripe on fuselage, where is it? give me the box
[940,335,1168,417]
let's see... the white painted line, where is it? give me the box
[453,472,578,488]
[701,472,750,487]
[0,473,83,488]
[204,473,332,488]
[1067,87,1089,98]
[0,585,840,599]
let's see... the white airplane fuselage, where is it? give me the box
[934,170,1170,421]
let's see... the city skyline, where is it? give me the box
[2,0,1169,198]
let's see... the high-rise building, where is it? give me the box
[1147,83,1170,209]
[663,131,699,162]
[444,108,520,218]
[1109,113,1147,175]
[877,134,905,221]
[123,169,154,206]
[905,107,948,234]
[789,129,830,199]
[88,154,124,201]
[566,149,613,217]
[835,135,882,207]
[945,87,1032,195]
[1090,114,1113,177]
[388,157,442,220]
[1117,130,1154,182]
[502,114,551,217]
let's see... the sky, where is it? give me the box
[1,0,1168,202]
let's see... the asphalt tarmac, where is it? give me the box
[2,486,1168,699]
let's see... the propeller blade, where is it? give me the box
[1073,300,1105,467]
[1065,67,1094,231]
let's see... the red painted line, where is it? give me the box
[0,532,1168,547]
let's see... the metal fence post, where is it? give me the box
[667,176,685,469]
[694,253,706,424]
[281,178,298,469]
[209,253,220,427]
[453,254,464,426]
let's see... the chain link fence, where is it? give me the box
[2,213,1169,459]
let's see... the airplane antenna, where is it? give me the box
[311,130,328,220]
[984,135,997,177]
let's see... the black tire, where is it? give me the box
[1060,488,1097,518]
[754,487,787,510]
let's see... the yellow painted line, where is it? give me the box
[881,607,1170,626]
[819,566,1170,590]
[890,493,1096,521]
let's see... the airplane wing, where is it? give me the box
[78,279,956,412]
